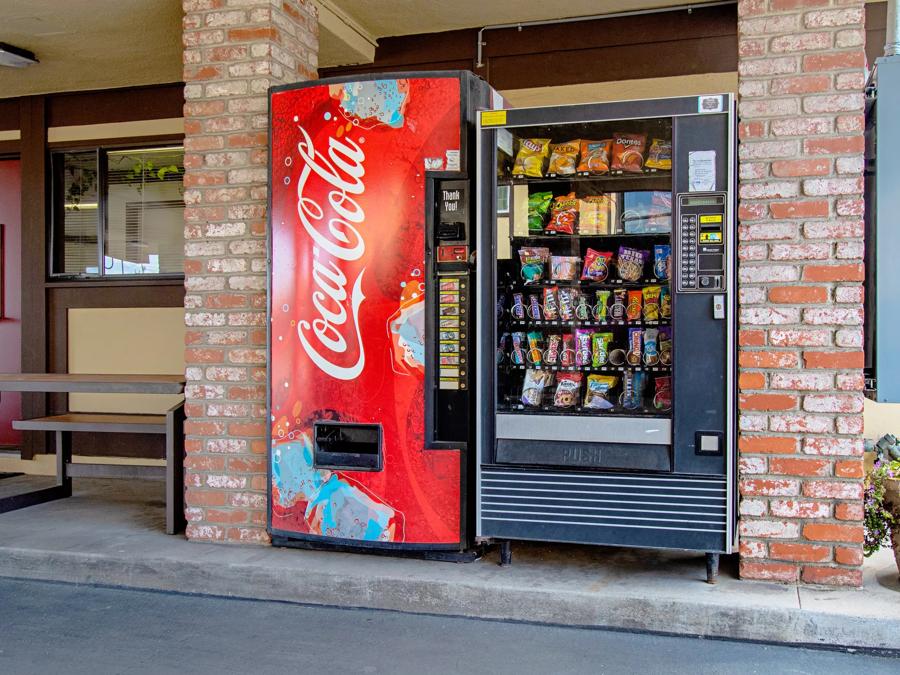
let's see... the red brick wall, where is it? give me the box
[736,0,866,585]
[181,0,318,544]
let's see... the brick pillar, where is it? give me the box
[182,0,318,544]
[736,0,866,585]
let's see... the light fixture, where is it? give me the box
[0,42,39,68]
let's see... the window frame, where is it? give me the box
[49,140,186,282]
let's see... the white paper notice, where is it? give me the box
[688,151,716,192]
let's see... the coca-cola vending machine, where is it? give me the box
[267,72,498,555]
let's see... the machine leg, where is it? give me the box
[499,540,512,567]
[705,552,720,585]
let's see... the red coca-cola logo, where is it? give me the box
[293,125,368,381]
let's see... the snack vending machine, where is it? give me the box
[267,72,497,554]
[476,95,736,581]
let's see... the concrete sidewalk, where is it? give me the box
[0,477,897,652]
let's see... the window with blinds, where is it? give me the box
[51,145,185,278]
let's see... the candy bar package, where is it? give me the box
[527,191,553,233]
[653,375,673,410]
[497,333,509,364]
[547,140,580,175]
[519,247,550,284]
[558,287,577,320]
[544,334,562,365]
[575,329,593,367]
[560,334,576,367]
[621,370,647,410]
[660,286,672,319]
[580,248,613,281]
[574,292,592,321]
[551,255,580,281]
[626,327,643,366]
[512,138,551,178]
[547,192,578,235]
[591,332,613,367]
[593,290,610,321]
[576,139,613,174]
[642,285,662,321]
[645,138,672,171]
[527,294,542,320]
[653,244,671,280]
[578,195,614,235]
[511,332,526,365]
[609,289,627,322]
[626,290,643,322]
[521,369,553,407]
[611,133,647,173]
[510,292,526,320]
[526,331,543,366]
[542,286,559,320]
[584,374,618,410]
[553,372,583,408]
[643,328,659,366]
[617,246,648,281]
[659,326,673,366]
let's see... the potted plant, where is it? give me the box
[864,434,900,574]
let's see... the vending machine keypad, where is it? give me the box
[675,193,727,293]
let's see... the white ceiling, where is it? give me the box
[0,0,183,98]
[0,0,711,99]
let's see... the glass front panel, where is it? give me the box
[494,119,673,419]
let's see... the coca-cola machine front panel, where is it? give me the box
[267,73,489,550]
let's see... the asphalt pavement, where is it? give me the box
[0,577,896,674]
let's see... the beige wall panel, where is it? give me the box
[864,399,900,440]
[501,72,738,108]
[48,118,185,143]
[68,307,185,415]
[0,130,20,141]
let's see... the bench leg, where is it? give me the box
[56,430,72,498]
[166,404,186,535]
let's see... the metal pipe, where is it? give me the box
[474,1,737,69]
[887,0,900,58]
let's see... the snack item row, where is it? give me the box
[519,368,671,411]
[500,327,672,369]
[518,245,670,284]
[511,133,672,178]
[507,285,671,322]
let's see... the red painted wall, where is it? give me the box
[0,159,22,447]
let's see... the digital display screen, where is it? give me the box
[682,196,724,207]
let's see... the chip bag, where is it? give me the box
[577,139,612,174]
[645,138,672,171]
[584,374,618,410]
[519,247,550,284]
[581,248,613,281]
[547,192,578,235]
[548,140,580,175]
[578,195,613,235]
[654,375,673,410]
[611,133,647,173]
[512,138,551,178]
[617,246,648,282]
[653,244,671,280]
[527,191,553,233]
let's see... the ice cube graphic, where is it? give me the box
[272,434,402,542]
[331,79,409,129]
[388,296,425,375]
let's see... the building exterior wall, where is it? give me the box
[735,0,867,585]
[181,0,318,544]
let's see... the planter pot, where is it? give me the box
[885,478,900,576]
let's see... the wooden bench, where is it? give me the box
[0,374,186,534]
